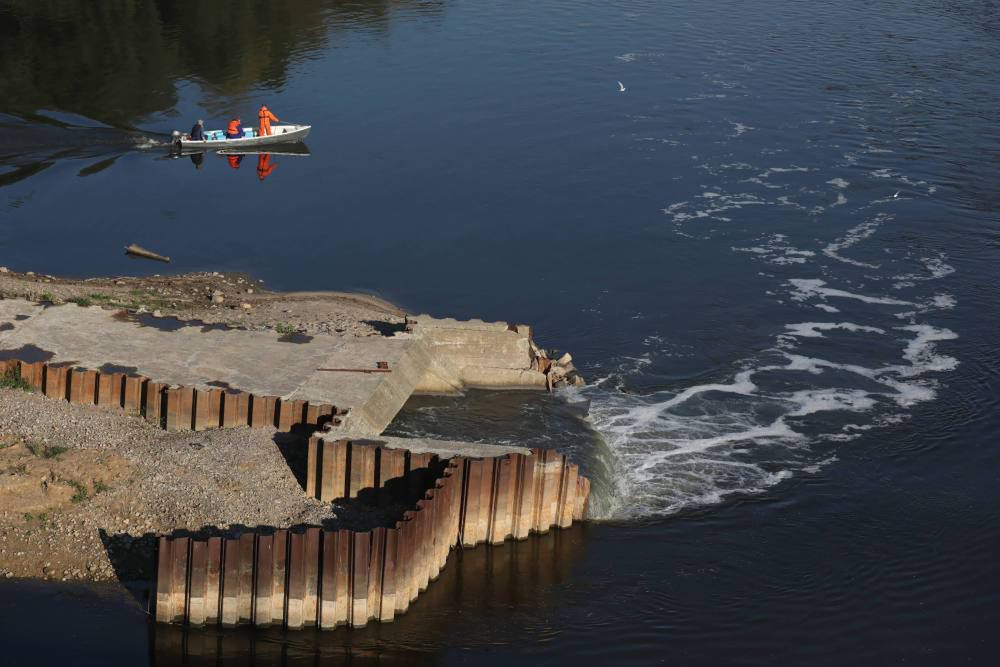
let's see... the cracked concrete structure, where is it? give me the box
[0,296,592,631]
[0,299,556,439]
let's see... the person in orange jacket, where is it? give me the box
[258,105,279,136]
[226,117,244,139]
[256,153,276,181]
[227,154,243,169]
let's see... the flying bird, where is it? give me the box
[893,191,900,198]
[617,81,626,92]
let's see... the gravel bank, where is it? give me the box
[0,388,404,583]
[0,268,406,338]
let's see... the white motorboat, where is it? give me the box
[173,124,311,149]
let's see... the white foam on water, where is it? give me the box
[788,278,913,306]
[625,126,960,521]
[663,192,768,225]
[733,234,817,266]
[782,321,885,338]
[585,311,959,519]
[822,215,891,268]
[892,255,956,284]
[132,137,166,150]
[802,455,839,474]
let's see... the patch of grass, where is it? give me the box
[25,440,68,459]
[68,296,93,307]
[87,293,115,303]
[37,512,47,522]
[0,367,30,391]
[40,291,55,303]
[112,289,170,311]
[67,479,88,503]
[274,322,296,335]
[92,479,109,494]
[23,512,32,521]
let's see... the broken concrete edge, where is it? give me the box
[153,444,589,630]
[0,358,347,433]
[404,314,585,392]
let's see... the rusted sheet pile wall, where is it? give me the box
[304,438,437,502]
[156,459,466,629]
[154,444,590,630]
[305,438,589,543]
[0,358,342,432]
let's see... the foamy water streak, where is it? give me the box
[584,108,957,519]
[584,315,956,519]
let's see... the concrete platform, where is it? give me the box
[0,299,549,436]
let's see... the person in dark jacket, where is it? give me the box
[190,119,205,141]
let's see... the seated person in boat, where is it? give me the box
[258,105,279,136]
[226,117,245,139]
[189,119,205,141]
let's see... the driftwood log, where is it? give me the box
[125,243,170,263]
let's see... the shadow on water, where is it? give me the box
[148,523,590,666]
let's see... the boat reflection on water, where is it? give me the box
[150,523,589,666]
[172,143,311,181]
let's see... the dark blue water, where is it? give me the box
[2,0,999,663]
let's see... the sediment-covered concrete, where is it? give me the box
[0,299,574,436]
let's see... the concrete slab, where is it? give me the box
[0,299,421,432]
[0,298,553,436]
[343,435,529,459]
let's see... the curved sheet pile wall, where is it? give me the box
[305,438,589,544]
[153,444,590,629]
[0,358,343,432]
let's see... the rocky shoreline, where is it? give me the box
[0,388,373,583]
[0,266,406,338]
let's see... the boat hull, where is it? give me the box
[176,124,310,149]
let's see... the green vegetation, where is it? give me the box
[67,479,88,503]
[274,322,296,335]
[125,289,170,310]
[23,512,32,521]
[92,479,110,494]
[67,290,169,311]
[25,441,68,459]
[40,291,55,303]
[0,366,31,391]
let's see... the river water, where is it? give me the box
[1,0,998,664]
